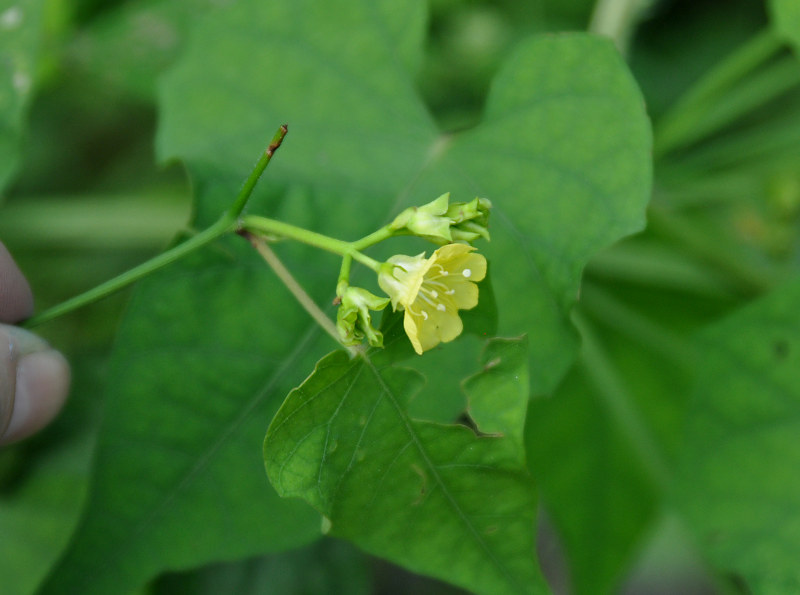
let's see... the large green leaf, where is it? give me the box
[672,278,800,593]
[157,0,651,395]
[36,240,324,595]
[0,0,47,193]
[264,342,545,594]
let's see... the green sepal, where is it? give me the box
[448,197,492,241]
[389,192,453,242]
[336,286,390,347]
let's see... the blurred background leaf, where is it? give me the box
[672,278,800,594]
[0,0,55,193]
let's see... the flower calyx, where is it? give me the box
[335,285,390,348]
[390,193,492,244]
[447,197,492,242]
[389,192,453,243]
[378,243,487,354]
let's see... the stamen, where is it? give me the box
[421,310,428,320]
[426,279,449,290]
[462,268,471,278]
[430,289,439,298]
[418,292,437,307]
[437,304,446,312]
[445,289,455,295]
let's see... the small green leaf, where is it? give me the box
[264,350,546,595]
[463,336,529,459]
[673,278,800,593]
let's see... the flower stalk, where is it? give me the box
[22,124,492,356]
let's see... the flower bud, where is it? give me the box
[336,286,390,347]
[447,197,491,241]
[389,193,453,243]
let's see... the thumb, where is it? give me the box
[0,324,70,445]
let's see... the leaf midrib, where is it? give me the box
[357,354,528,593]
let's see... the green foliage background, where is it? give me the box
[2,0,800,593]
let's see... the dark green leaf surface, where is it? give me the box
[37,241,323,595]
[153,539,372,595]
[0,436,90,595]
[0,0,46,192]
[265,349,545,595]
[526,347,660,595]
[673,278,800,594]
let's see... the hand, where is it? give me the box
[0,242,70,445]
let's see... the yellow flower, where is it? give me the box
[378,244,487,354]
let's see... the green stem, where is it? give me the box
[336,254,353,296]
[242,232,348,351]
[23,216,235,328]
[352,225,394,251]
[23,126,289,328]
[241,215,381,271]
[654,29,783,156]
[227,125,288,218]
[588,0,649,54]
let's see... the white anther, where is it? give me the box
[430,289,438,298]
[462,269,472,278]
[437,304,446,312]
[445,289,455,295]
[421,310,428,320]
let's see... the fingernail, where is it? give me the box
[0,329,16,438]
[0,324,68,444]
[1,350,70,444]
[1,324,51,356]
